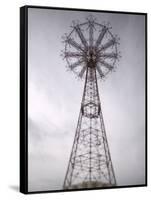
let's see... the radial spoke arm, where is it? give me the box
[99,60,114,70]
[78,65,87,78]
[69,59,84,70]
[96,65,105,78]
[95,27,108,48]
[100,52,118,59]
[74,25,88,48]
[64,51,83,58]
[89,22,94,48]
[66,37,84,51]
[100,38,116,51]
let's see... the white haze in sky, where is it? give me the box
[28,8,146,192]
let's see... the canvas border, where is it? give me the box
[20,5,147,194]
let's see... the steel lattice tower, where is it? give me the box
[62,16,120,189]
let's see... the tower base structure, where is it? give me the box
[64,181,116,190]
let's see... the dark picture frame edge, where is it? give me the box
[20,5,147,194]
[20,6,28,194]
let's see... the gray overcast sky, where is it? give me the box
[28,8,146,192]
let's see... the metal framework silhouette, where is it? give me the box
[62,16,120,189]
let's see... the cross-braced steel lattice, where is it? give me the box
[62,16,120,189]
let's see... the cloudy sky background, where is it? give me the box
[28,8,146,192]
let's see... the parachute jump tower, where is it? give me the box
[62,16,120,189]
